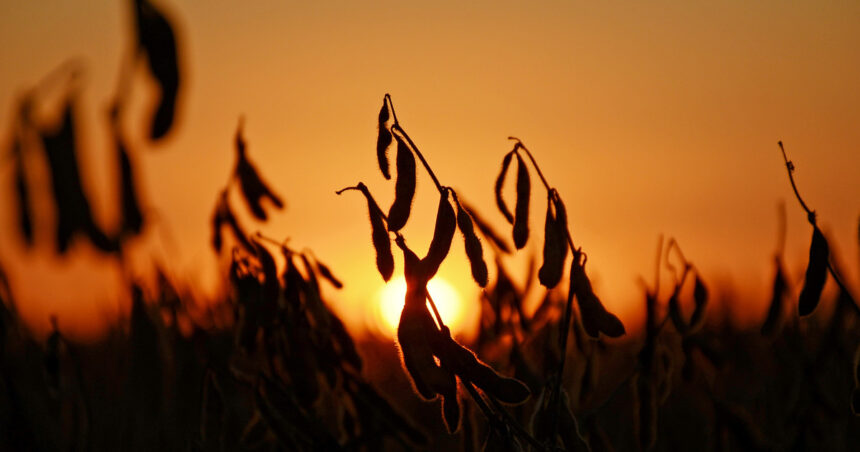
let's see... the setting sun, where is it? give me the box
[374,276,465,337]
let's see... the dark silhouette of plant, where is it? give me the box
[339,95,535,444]
[778,141,858,315]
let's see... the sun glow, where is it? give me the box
[375,276,464,337]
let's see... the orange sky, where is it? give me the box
[1,1,859,341]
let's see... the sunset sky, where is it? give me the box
[1,1,858,340]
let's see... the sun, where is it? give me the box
[375,276,464,336]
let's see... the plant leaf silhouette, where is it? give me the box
[421,190,456,280]
[376,99,392,180]
[134,0,180,139]
[537,196,567,288]
[234,122,284,221]
[387,135,416,232]
[798,227,829,316]
[39,96,116,253]
[495,151,514,224]
[512,153,530,249]
[456,202,488,287]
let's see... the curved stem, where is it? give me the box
[777,142,859,311]
[778,141,814,223]
[509,137,551,193]
[392,124,444,194]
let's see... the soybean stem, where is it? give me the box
[386,95,445,194]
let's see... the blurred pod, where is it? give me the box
[798,227,829,316]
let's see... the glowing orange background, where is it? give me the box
[1,1,858,340]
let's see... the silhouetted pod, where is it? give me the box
[853,344,860,384]
[512,153,530,249]
[798,227,829,316]
[40,98,116,253]
[441,385,460,434]
[495,151,515,223]
[224,205,254,253]
[570,258,625,338]
[632,373,658,452]
[667,291,687,334]
[134,0,180,139]
[760,258,786,336]
[422,190,457,279]
[349,183,394,281]
[689,274,708,330]
[251,238,279,303]
[314,259,343,289]
[852,387,860,416]
[456,203,488,287]
[11,137,34,246]
[438,337,530,405]
[398,285,455,400]
[116,134,145,237]
[376,99,392,179]
[460,200,511,253]
[234,124,284,221]
[387,135,416,231]
[538,196,567,288]
[210,192,230,252]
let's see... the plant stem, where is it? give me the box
[385,95,445,194]
[778,141,814,223]
[777,142,859,311]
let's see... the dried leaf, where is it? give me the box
[376,99,392,179]
[457,202,489,287]
[234,124,284,221]
[387,135,416,231]
[798,227,829,316]
[760,258,786,336]
[495,151,514,224]
[512,153,530,249]
[422,190,457,279]
[134,0,180,139]
[538,196,567,288]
